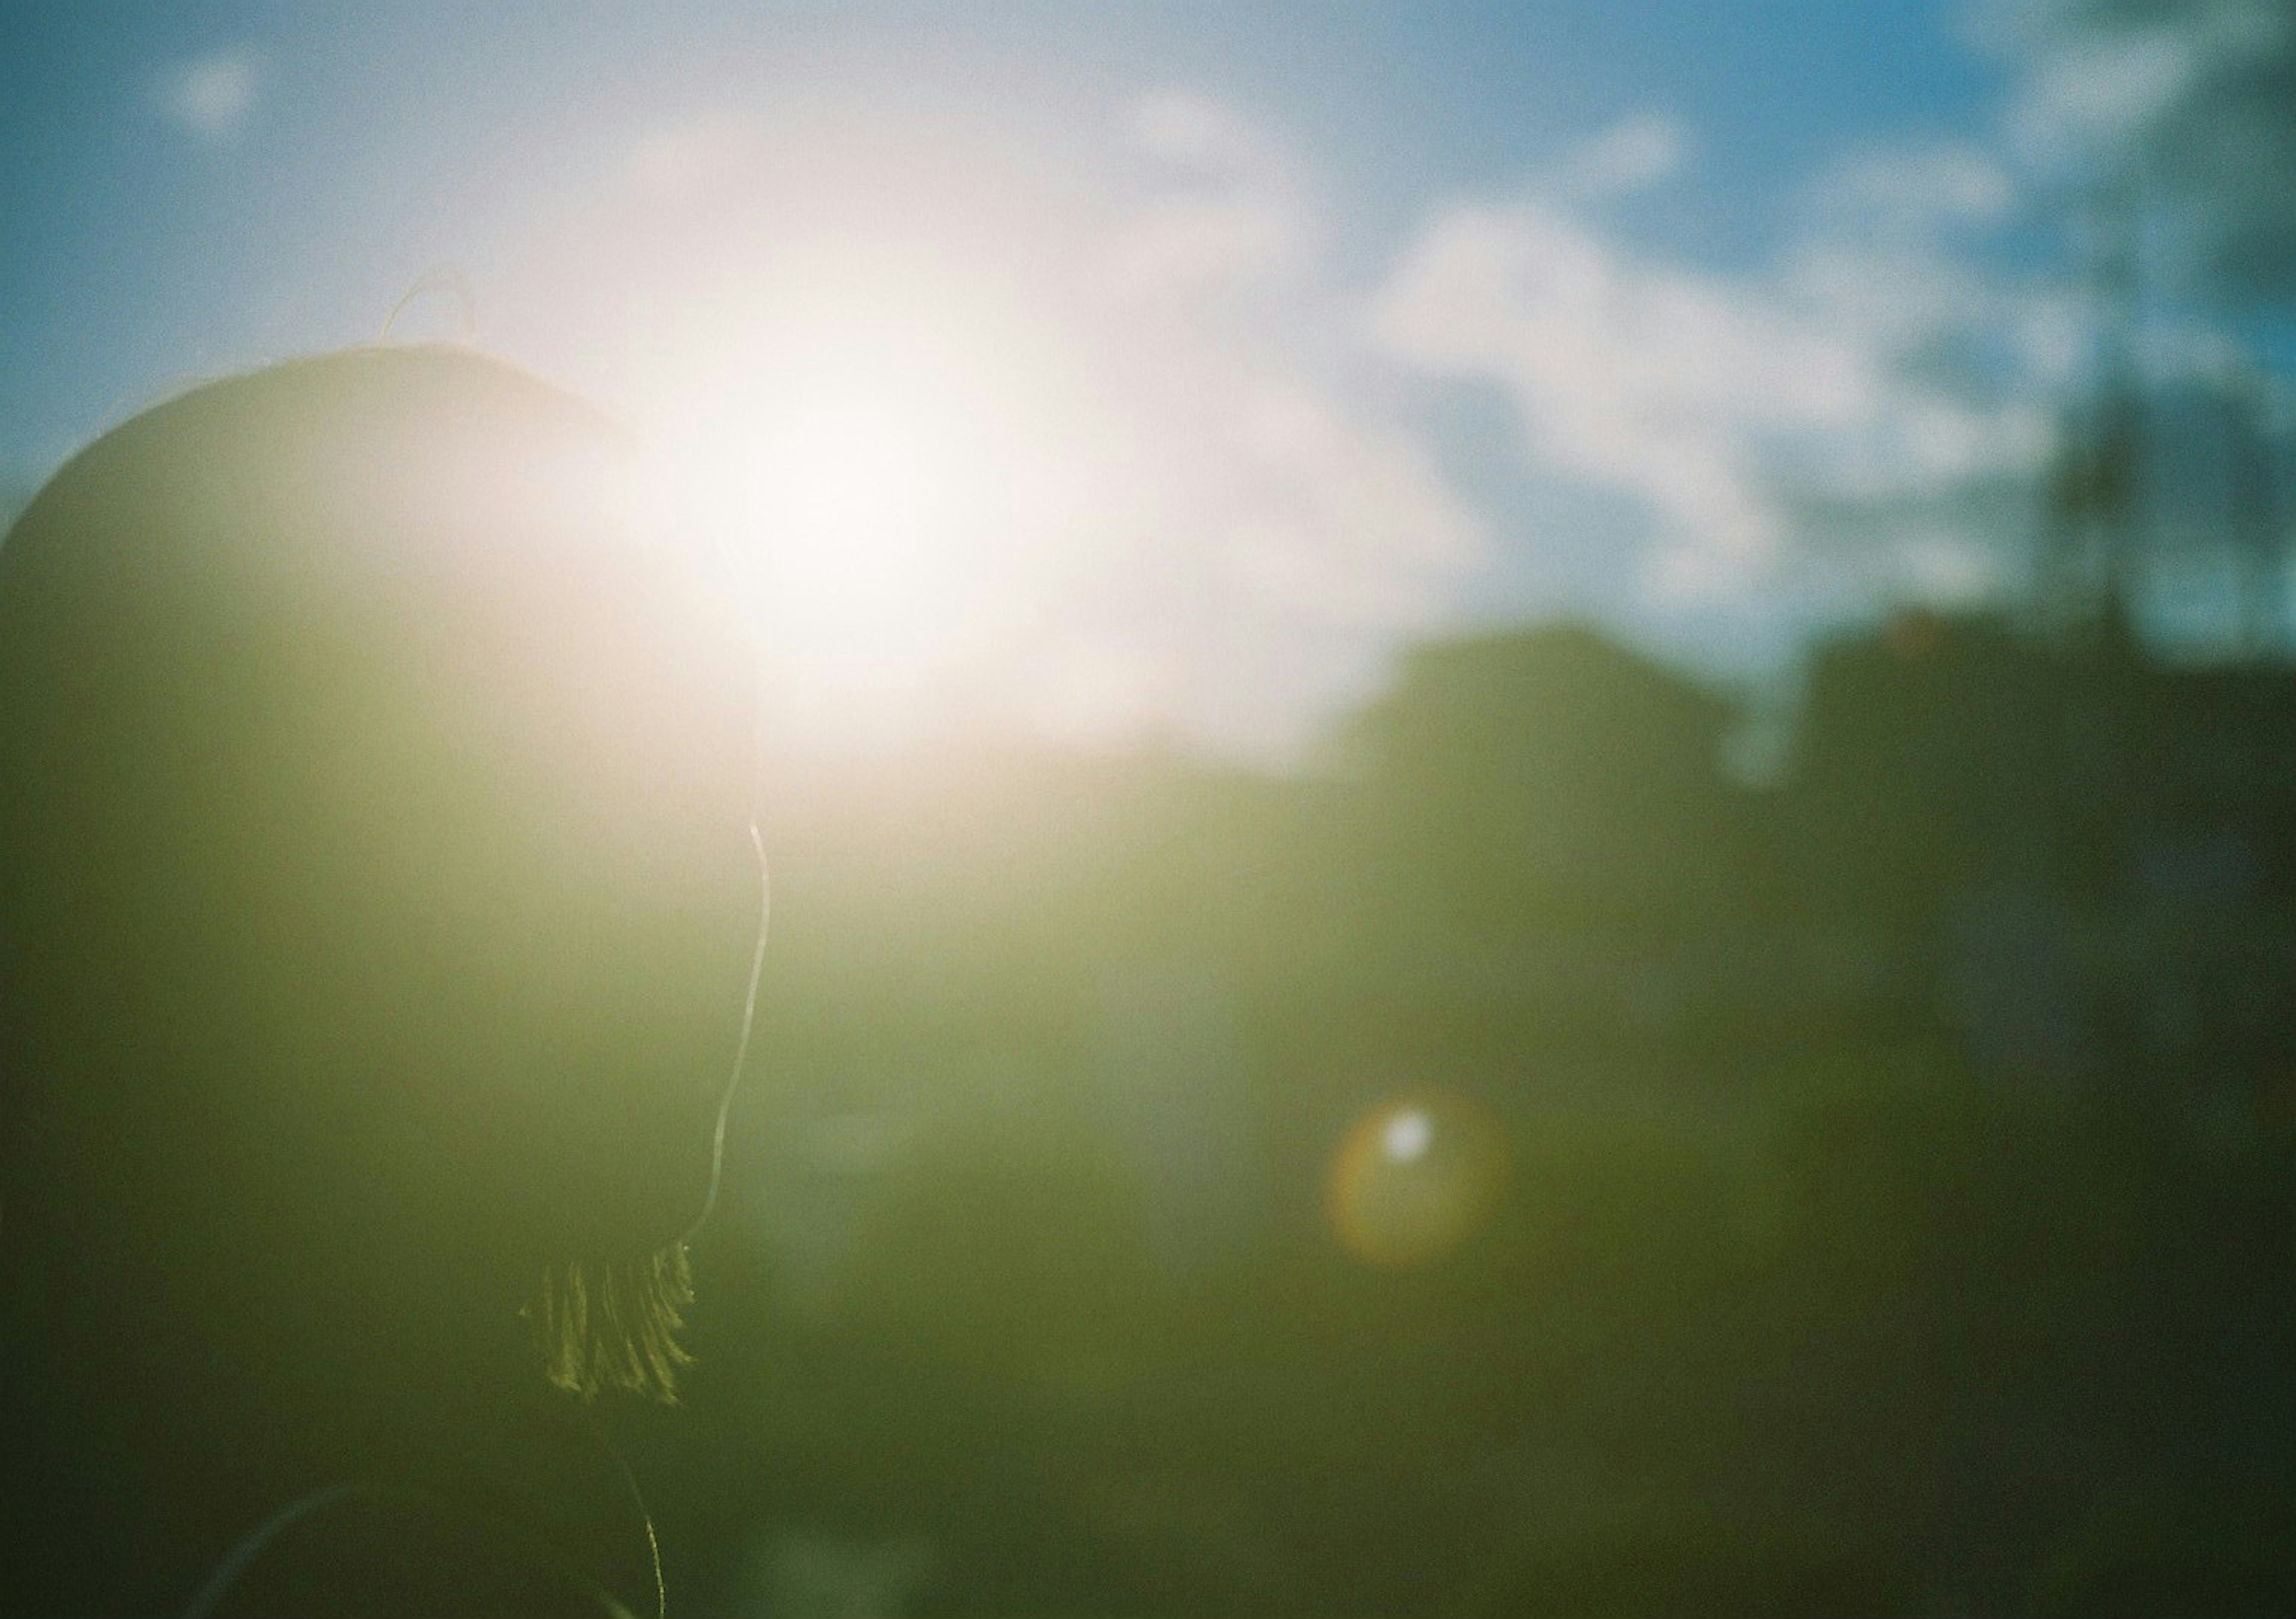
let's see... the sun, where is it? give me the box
[637,283,1088,735]
[742,349,1015,682]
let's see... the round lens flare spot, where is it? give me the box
[1327,1094,1510,1269]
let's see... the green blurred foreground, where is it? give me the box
[622,616,2293,1618]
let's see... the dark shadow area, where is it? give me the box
[619,606,2292,1618]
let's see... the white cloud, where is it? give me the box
[1058,98,1486,754]
[1978,0,2296,304]
[1126,89,1288,186]
[1547,112,1689,201]
[1992,0,2286,158]
[1369,133,2050,607]
[1372,202,1860,595]
[1104,193,1306,297]
[157,48,262,142]
[1808,142,2014,235]
[2011,27,2198,157]
[1022,356,1489,755]
[1106,89,1313,298]
[1784,142,2065,392]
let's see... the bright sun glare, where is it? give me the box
[638,280,1089,735]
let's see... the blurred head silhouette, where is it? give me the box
[0,347,765,1413]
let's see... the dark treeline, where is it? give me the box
[629,615,2293,1619]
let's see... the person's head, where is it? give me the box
[0,347,764,1398]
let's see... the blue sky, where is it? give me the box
[3,2,2288,756]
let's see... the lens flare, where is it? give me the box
[1327,1093,1509,1269]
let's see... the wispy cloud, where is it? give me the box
[1104,88,1314,298]
[1977,0,2296,306]
[1366,113,2063,612]
[1126,88,1289,187]
[156,48,263,142]
[1048,94,1486,754]
[1369,169,2044,606]
[1546,111,1689,201]
[1805,142,2014,236]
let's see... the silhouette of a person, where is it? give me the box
[0,349,767,1616]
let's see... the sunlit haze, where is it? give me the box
[13,4,2286,760]
[634,276,1097,740]
[3,8,2291,1617]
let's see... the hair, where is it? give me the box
[535,1247,697,1403]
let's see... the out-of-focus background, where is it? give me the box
[5,3,2292,1614]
